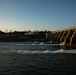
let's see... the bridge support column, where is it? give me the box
[60,31,68,43]
[70,29,76,47]
[51,33,57,43]
[54,32,60,43]
[56,31,64,43]
[65,30,75,46]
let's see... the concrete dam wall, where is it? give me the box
[51,26,76,47]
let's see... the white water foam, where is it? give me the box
[2,42,64,46]
[0,49,76,54]
[17,49,76,54]
[39,42,44,45]
[59,42,65,45]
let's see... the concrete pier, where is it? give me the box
[51,26,76,47]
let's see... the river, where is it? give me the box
[0,42,76,75]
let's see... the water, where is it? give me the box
[0,42,76,75]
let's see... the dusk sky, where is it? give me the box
[0,0,76,31]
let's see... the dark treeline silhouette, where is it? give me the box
[0,30,52,42]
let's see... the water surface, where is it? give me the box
[0,42,76,75]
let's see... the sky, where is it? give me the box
[0,0,76,32]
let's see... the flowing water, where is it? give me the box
[0,42,76,75]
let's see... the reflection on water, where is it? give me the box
[0,42,76,75]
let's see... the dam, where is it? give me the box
[51,26,76,47]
